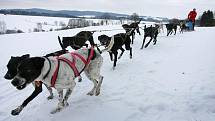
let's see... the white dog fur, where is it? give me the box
[35,48,103,114]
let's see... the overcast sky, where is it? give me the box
[0,0,215,19]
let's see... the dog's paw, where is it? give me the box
[78,77,82,82]
[47,95,54,100]
[118,55,122,59]
[112,67,116,70]
[50,107,62,114]
[87,91,94,96]
[64,101,69,107]
[95,79,103,96]
[11,106,23,116]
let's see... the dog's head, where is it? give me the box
[4,54,30,80]
[98,35,111,47]
[11,57,45,90]
[62,37,74,49]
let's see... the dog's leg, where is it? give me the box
[85,55,103,95]
[95,76,104,96]
[167,30,170,36]
[129,47,132,59]
[44,83,53,100]
[141,36,146,49]
[170,30,173,35]
[11,82,43,116]
[87,79,98,96]
[84,70,97,96]
[153,33,158,45]
[136,28,141,35]
[131,32,135,44]
[113,51,118,70]
[51,90,64,114]
[145,37,153,48]
[109,52,113,61]
[118,47,125,59]
[63,88,73,107]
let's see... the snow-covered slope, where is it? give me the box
[0,19,215,121]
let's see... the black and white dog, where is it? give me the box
[10,48,103,115]
[98,33,132,69]
[4,50,69,116]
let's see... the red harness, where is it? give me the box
[51,48,94,87]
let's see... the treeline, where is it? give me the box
[0,9,168,23]
[0,9,78,18]
[199,10,215,27]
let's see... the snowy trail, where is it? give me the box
[0,25,215,121]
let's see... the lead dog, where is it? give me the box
[10,48,103,115]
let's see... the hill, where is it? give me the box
[0,8,169,21]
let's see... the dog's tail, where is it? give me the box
[58,36,66,51]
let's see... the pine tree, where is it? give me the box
[130,13,140,22]
[200,10,215,27]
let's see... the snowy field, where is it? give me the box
[0,15,215,121]
[0,14,121,33]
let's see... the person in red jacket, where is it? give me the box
[188,8,197,30]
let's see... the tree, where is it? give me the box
[99,13,113,25]
[130,13,140,22]
[37,23,42,31]
[200,10,215,27]
[0,21,6,34]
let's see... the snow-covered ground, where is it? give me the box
[0,14,71,32]
[0,15,215,121]
[0,14,122,33]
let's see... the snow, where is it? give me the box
[0,14,71,32]
[0,15,215,121]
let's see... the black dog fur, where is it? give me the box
[98,33,132,69]
[141,25,159,49]
[122,21,141,44]
[179,21,189,33]
[165,23,177,36]
[59,31,95,50]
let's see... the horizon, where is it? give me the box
[0,8,171,19]
[1,0,215,19]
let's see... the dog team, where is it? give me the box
[4,8,197,116]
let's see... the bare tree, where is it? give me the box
[0,21,6,34]
[37,23,42,32]
[54,21,58,26]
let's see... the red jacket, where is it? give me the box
[188,10,197,22]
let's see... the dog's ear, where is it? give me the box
[21,54,30,58]
[30,57,45,70]
[10,56,15,59]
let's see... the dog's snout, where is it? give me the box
[4,73,12,80]
[11,78,20,86]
